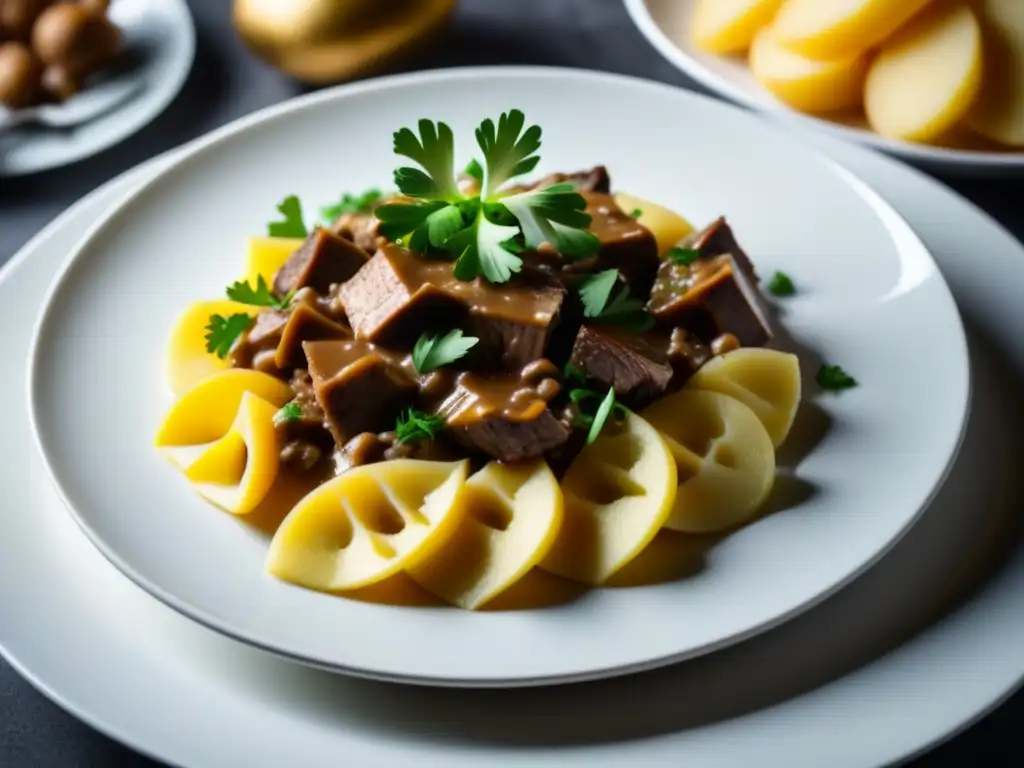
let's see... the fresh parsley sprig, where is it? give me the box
[267,195,308,238]
[768,270,796,297]
[204,313,253,359]
[816,364,856,392]
[319,188,383,225]
[412,329,479,374]
[374,110,599,285]
[226,275,291,309]
[667,246,700,265]
[570,386,627,445]
[578,269,655,331]
[275,401,302,424]
[395,409,447,445]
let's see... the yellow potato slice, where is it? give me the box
[243,237,304,285]
[541,412,677,585]
[155,368,293,450]
[266,460,469,592]
[164,299,259,395]
[967,0,1024,147]
[864,2,983,143]
[409,460,563,610]
[643,390,775,533]
[772,0,935,60]
[692,0,785,54]
[686,348,802,447]
[613,192,695,255]
[179,392,282,515]
[749,27,869,113]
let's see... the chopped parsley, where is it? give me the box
[275,402,302,424]
[411,329,479,374]
[204,313,252,359]
[267,195,308,238]
[374,110,598,284]
[577,268,655,331]
[768,270,796,297]
[225,275,291,308]
[630,208,643,218]
[667,246,700,265]
[395,409,447,445]
[816,363,857,391]
[318,188,383,225]
[570,386,627,445]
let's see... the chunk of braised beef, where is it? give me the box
[304,339,417,447]
[273,227,370,298]
[463,276,565,370]
[506,165,612,194]
[681,216,758,285]
[230,295,350,376]
[561,192,659,296]
[338,245,464,346]
[648,253,771,348]
[436,362,569,462]
[330,210,385,253]
[569,324,673,407]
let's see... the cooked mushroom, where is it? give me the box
[0,0,52,43]
[0,41,43,108]
[31,1,120,79]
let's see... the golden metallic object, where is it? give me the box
[232,0,458,84]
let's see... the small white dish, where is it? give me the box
[623,0,1024,176]
[0,0,195,177]
[2,72,1024,763]
[26,69,969,686]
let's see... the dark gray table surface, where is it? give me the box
[2,1,1022,765]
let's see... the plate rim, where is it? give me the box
[2,67,1023,768]
[622,0,1024,171]
[0,0,196,178]
[24,65,971,687]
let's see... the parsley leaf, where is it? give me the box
[412,329,479,373]
[275,402,302,424]
[579,269,620,317]
[225,275,291,308]
[267,195,308,238]
[376,200,463,253]
[475,109,542,198]
[395,409,447,445]
[768,270,796,297]
[630,208,643,218]
[464,158,483,181]
[318,188,383,225]
[569,387,626,445]
[393,119,461,201]
[600,290,656,331]
[204,313,252,359]
[500,183,599,259]
[816,363,857,391]
[587,387,618,445]
[667,246,700,265]
[449,214,522,283]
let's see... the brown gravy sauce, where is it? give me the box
[437,359,561,427]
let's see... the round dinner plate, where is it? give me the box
[623,0,1024,176]
[2,69,1024,767]
[26,69,969,686]
[0,0,195,177]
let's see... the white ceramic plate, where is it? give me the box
[624,0,1024,176]
[0,0,195,177]
[27,69,970,687]
[2,72,1024,766]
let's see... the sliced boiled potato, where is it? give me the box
[864,2,983,143]
[409,460,563,610]
[692,0,785,54]
[164,299,259,395]
[772,0,935,60]
[642,390,775,533]
[155,368,293,451]
[540,412,677,585]
[266,460,469,592]
[749,27,869,113]
[686,348,801,447]
[614,192,695,255]
[967,0,1024,147]
[243,236,304,285]
[179,392,281,515]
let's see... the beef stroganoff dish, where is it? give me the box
[155,111,853,611]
